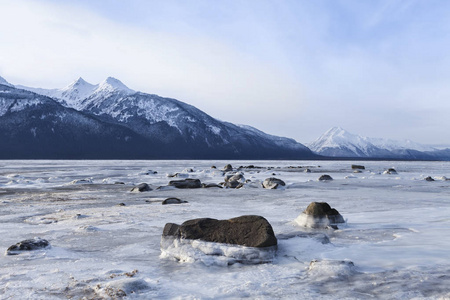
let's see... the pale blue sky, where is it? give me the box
[1,0,449,145]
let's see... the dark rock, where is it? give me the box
[295,202,345,228]
[6,238,50,255]
[425,176,435,181]
[351,164,365,170]
[383,168,397,175]
[168,178,202,189]
[318,174,333,181]
[211,166,217,169]
[117,203,126,206]
[162,215,277,248]
[130,183,152,192]
[162,197,188,205]
[223,164,233,172]
[262,177,286,189]
[304,168,312,173]
[202,183,223,188]
[114,181,125,185]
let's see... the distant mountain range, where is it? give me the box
[0,75,315,159]
[308,127,450,160]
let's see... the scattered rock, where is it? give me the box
[318,175,333,181]
[295,202,345,229]
[6,238,50,255]
[162,197,188,205]
[114,181,125,185]
[211,166,217,169]
[383,168,397,175]
[304,168,312,173]
[168,178,202,189]
[162,215,277,248]
[223,164,233,172]
[130,183,152,192]
[262,177,286,189]
[425,176,435,181]
[353,170,362,173]
[117,203,126,206]
[351,164,365,170]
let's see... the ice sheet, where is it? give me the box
[0,160,449,299]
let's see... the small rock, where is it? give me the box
[162,197,188,205]
[223,164,233,172]
[383,168,397,175]
[168,178,202,189]
[425,176,435,181]
[304,168,312,173]
[318,175,333,181]
[211,166,217,169]
[117,203,126,206]
[351,165,365,170]
[202,183,223,188]
[353,170,362,173]
[262,177,286,189]
[130,183,152,192]
[114,181,125,185]
[6,238,50,255]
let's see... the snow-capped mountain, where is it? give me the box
[309,127,446,159]
[0,76,315,159]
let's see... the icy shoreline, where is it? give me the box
[1,160,449,299]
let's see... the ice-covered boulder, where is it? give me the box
[130,183,152,192]
[295,202,345,229]
[318,174,333,181]
[262,177,286,189]
[168,178,202,189]
[162,215,277,248]
[6,237,50,255]
[224,173,245,188]
[161,215,277,265]
[308,259,357,279]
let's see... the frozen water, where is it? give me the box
[0,160,450,299]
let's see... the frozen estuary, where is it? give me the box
[0,160,449,299]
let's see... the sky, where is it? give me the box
[1,0,450,145]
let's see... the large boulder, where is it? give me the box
[162,215,277,248]
[262,177,286,189]
[168,178,202,189]
[6,238,50,255]
[295,202,345,229]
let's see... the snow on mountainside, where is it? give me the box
[18,77,134,110]
[0,75,315,159]
[0,76,13,87]
[309,127,438,158]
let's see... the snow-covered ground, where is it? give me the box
[0,160,449,299]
